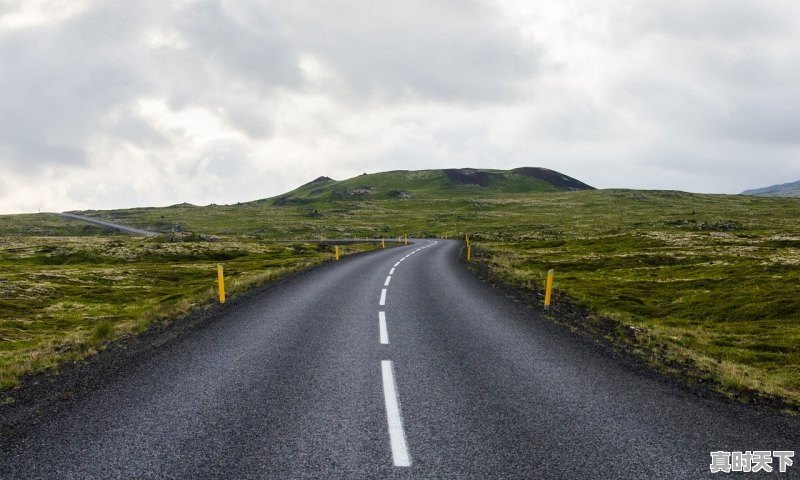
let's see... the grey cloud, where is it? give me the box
[0,0,536,179]
[601,1,800,147]
[184,140,250,180]
[267,1,537,103]
[1,0,799,213]
[0,1,153,173]
[170,0,301,92]
[612,66,800,145]
[625,0,797,40]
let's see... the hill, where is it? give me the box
[264,167,593,205]
[742,180,800,198]
[3,172,800,410]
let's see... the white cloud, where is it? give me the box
[0,0,799,213]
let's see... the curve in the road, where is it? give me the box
[1,239,797,479]
[54,212,159,236]
[377,240,437,468]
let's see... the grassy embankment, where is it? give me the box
[3,168,799,408]
[469,191,800,408]
[0,214,379,390]
[78,178,800,408]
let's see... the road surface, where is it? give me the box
[1,240,797,478]
[54,212,158,236]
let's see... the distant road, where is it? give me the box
[2,240,798,478]
[54,212,158,237]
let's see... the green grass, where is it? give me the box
[0,234,378,388]
[2,170,799,408]
[271,168,570,202]
[461,191,800,406]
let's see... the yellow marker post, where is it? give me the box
[465,233,469,245]
[381,238,385,248]
[466,243,471,262]
[544,269,554,309]
[335,245,340,261]
[217,264,226,304]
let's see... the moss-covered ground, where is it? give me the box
[2,185,799,407]
[0,231,377,389]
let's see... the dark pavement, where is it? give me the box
[1,239,797,478]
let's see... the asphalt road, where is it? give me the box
[54,212,158,236]
[1,240,798,478]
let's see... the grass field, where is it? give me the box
[466,191,800,407]
[0,229,378,390]
[2,168,799,409]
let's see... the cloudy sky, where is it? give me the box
[1,0,799,213]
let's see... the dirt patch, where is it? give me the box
[512,167,595,190]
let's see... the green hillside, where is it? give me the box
[742,180,800,198]
[2,168,800,410]
[265,167,593,204]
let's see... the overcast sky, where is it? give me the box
[1,0,799,213]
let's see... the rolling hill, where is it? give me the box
[742,180,800,198]
[3,166,800,409]
[263,167,594,205]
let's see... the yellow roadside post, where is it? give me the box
[381,238,385,248]
[217,264,226,304]
[544,269,554,309]
[335,245,340,261]
[465,233,471,262]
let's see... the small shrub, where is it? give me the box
[92,320,113,341]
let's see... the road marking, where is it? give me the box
[394,262,400,267]
[381,360,411,467]
[379,311,389,344]
[380,288,387,306]
[384,276,392,286]
[390,267,395,274]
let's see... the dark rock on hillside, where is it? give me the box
[388,189,412,199]
[444,168,494,187]
[348,186,374,196]
[272,196,307,206]
[302,176,334,187]
[330,186,375,200]
[512,167,595,190]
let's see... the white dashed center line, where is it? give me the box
[379,311,389,344]
[381,360,411,467]
[375,240,441,467]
